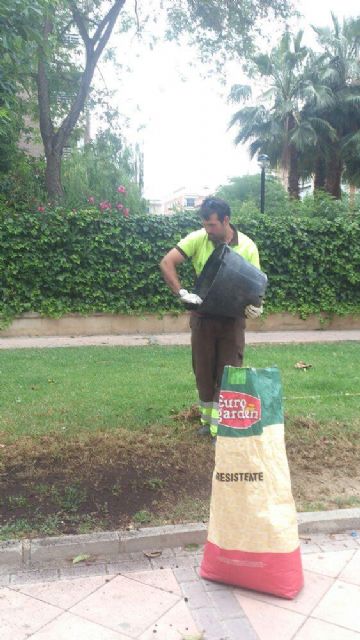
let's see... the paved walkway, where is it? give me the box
[0,330,359,349]
[1,531,360,639]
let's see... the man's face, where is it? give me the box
[203,212,229,244]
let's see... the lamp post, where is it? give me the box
[258,154,269,213]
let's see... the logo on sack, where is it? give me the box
[218,391,261,429]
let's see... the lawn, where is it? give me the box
[1,342,359,437]
[0,342,359,539]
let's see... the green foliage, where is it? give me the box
[166,0,292,65]
[0,0,46,98]
[237,212,360,317]
[0,153,46,210]
[62,131,145,212]
[288,191,350,219]
[229,19,360,199]
[0,110,23,173]
[0,201,359,326]
[216,175,288,215]
[0,207,198,326]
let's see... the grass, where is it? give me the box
[0,342,359,439]
[0,341,359,539]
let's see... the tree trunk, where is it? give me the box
[36,1,126,201]
[45,151,63,201]
[325,149,343,199]
[288,144,299,199]
[349,183,356,208]
[314,153,326,191]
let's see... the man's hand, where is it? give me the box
[178,289,203,305]
[245,304,263,319]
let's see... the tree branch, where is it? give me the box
[36,17,54,155]
[93,0,126,45]
[68,0,92,54]
[54,0,126,151]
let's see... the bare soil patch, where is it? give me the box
[0,411,359,538]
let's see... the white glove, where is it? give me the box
[178,289,203,305]
[245,304,263,319]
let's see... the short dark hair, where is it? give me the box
[199,196,231,222]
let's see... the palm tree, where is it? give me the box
[229,30,334,199]
[311,14,360,198]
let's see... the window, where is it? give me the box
[185,198,196,208]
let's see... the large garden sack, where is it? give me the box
[200,366,303,599]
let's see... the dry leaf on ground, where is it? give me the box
[294,361,312,369]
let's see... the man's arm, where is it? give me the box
[160,248,202,305]
[160,248,186,295]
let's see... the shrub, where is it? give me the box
[0,204,359,326]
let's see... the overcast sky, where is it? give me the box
[100,0,360,200]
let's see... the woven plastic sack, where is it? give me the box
[200,366,303,599]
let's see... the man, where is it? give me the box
[160,196,262,439]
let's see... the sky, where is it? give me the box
[100,0,360,201]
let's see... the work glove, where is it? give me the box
[178,289,203,305]
[245,304,263,319]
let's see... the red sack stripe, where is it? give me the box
[201,541,304,600]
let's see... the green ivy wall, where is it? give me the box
[0,207,359,326]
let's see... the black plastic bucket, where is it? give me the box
[190,244,268,318]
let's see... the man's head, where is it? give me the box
[198,196,231,244]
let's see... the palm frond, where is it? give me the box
[308,117,337,140]
[228,84,252,104]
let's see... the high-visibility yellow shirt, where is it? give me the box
[177,225,260,276]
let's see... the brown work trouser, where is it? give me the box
[190,315,246,404]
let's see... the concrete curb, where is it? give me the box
[1,510,359,571]
[297,508,360,534]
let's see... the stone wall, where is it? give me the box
[1,312,359,337]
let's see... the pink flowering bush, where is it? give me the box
[85,186,130,218]
[99,201,111,211]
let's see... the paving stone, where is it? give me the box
[208,588,245,619]
[14,574,111,611]
[311,579,360,633]
[150,555,197,570]
[200,575,232,592]
[318,538,360,552]
[106,559,151,574]
[329,532,355,541]
[70,574,179,638]
[191,607,227,639]
[0,574,10,586]
[173,566,198,583]
[224,616,259,640]
[153,548,175,558]
[300,541,322,554]
[122,567,182,596]
[129,549,173,561]
[181,580,212,610]
[173,545,204,557]
[112,552,137,564]
[0,588,62,638]
[59,562,108,579]
[9,568,60,585]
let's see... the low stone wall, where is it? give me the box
[1,311,360,337]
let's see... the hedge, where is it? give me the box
[0,206,359,326]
